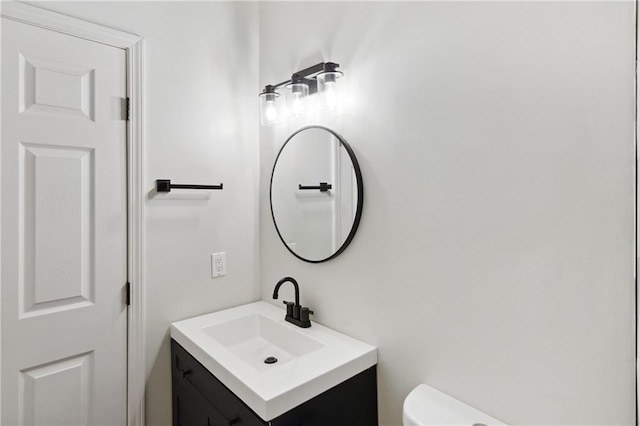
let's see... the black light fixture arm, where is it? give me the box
[156,179,223,193]
[271,79,291,90]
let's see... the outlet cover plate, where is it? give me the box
[211,252,226,278]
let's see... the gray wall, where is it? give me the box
[259,2,636,424]
[34,2,260,425]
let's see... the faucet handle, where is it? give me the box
[300,307,314,324]
[282,300,294,317]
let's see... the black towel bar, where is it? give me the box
[156,179,223,193]
[298,182,332,192]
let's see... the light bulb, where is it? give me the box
[324,81,337,110]
[291,92,304,116]
[265,101,277,123]
[259,88,280,126]
[285,82,309,118]
[317,69,343,111]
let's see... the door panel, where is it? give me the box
[2,18,128,426]
[21,143,94,317]
[20,54,95,120]
[20,352,92,426]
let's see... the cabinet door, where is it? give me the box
[173,377,245,426]
[173,379,211,426]
[171,341,267,426]
[271,366,378,426]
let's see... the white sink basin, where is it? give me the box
[171,301,377,421]
[202,313,324,372]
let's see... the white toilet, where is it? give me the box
[403,384,507,426]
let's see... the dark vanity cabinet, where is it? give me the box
[171,340,378,426]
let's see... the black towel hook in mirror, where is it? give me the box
[298,182,332,192]
[156,179,223,193]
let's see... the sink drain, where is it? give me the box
[264,356,278,364]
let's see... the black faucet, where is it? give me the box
[272,277,313,328]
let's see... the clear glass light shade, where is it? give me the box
[285,83,309,117]
[259,92,280,126]
[317,71,343,111]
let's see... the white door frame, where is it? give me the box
[636,0,639,422]
[0,2,145,425]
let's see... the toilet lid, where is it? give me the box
[403,384,507,425]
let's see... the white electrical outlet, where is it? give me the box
[211,252,226,278]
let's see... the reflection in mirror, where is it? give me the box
[270,126,363,263]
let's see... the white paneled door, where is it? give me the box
[1,18,128,425]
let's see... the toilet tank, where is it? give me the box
[403,384,507,426]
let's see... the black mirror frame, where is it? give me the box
[269,125,364,263]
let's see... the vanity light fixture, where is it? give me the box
[259,62,343,126]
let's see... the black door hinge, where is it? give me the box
[126,281,131,306]
[126,97,131,121]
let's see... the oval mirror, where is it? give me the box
[270,126,363,263]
